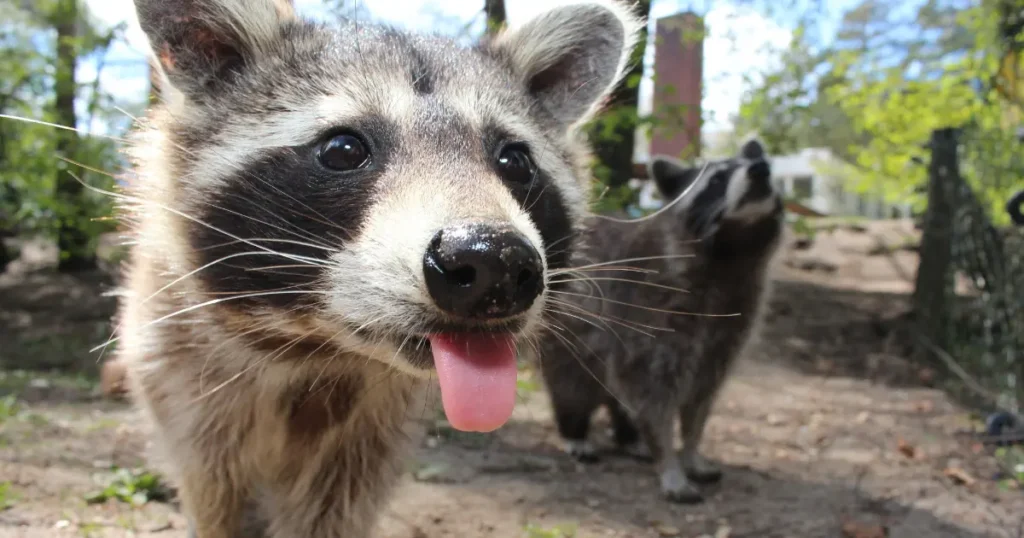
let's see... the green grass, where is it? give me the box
[995,446,1024,490]
[524,522,578,538]
[0,369,97,397]
[0,395,18,424]
[84,467,172,507]
[0,481,19,510]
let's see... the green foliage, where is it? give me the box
[827,0,1023,225]
[0,482,18,511]
[0,0,128,265]
[737,0,1022,225]
[85,467,171,507]
[0,394,19,424]
[524,522,577,538]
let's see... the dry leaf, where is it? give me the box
[912,399,935,413]
[943,467,975,486]
[654,524,681,536]
[841,518,888,538]
[714,524,732,538]
[855,411,870,424]
[897,439,919,459]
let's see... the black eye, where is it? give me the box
[496,144,536,184]
[318,133,370,171]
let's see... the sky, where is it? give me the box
[79,0,852,134]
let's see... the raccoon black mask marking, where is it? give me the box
[116,0,642,536]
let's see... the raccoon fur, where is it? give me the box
[116,1,641,536]
[537,138,784,503]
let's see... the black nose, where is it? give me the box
[423,223,544,320]
[745,160,773,200]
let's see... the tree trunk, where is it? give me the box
[912,128,959,358]
[484,0,506,36]
[53,0,95,272]
[148,58,161,104]
[587,0,651,187]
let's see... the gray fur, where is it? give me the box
[117,1,643,537]
[536,138,784,503]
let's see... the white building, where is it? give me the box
[770,148,913,219]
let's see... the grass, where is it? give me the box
[84,467,172,507]
[0,369,97,397]
[994,446,1024,490]
[0,394,18,424]
[0,481,18,510]
[524,522,578,538]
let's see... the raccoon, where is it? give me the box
[537,138,784,503]
[116,1,641,536]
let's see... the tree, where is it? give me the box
[51,0,93,272]
[586,0,652,199]
[828,0,1022,222]
[484,0,506,36]
[0,0,123,271]
[734,25,863,160]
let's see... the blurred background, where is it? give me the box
[0,0,1022,536]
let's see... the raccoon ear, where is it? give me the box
[491,1,643,128]
[134,0,296,97]
[648,155,699,200]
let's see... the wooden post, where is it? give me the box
[912,128,959,358]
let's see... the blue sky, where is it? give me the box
[80,0,859,134]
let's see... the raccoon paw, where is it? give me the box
[683,454,723,484]
[564,439,600,463]
[618,440,653,462]
[659,468,703,504]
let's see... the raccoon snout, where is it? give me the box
[745,161,774,200]
[422,223,544,321]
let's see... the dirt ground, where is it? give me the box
[1,222,1023,538]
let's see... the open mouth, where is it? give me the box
[387,321,525,434]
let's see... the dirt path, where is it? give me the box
[2,225,1023,537]
[1,344,1020,538]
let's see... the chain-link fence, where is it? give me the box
[914,128,1024,423]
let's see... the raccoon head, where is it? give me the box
[647,137,783,256]
[130,0,642,431]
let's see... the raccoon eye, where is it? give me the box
[496,144,536,184]
[318,133,370,171]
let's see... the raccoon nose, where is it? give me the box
[745,160,773,199]
[423,223,544,320]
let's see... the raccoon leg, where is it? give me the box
[607,399,651,461]
[549,392,600,462]
[177,467,244,538]
[679,393,723,484]
[634,410,702,503]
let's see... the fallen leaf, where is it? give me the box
[841,518,888,538]
[912,400,935,413]
[654,524,680,536]
[855,411,870,424]
[897,439,919,459]
[943,467,975,486]
[714,524,732,538]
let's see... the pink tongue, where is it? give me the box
[428,333,518,433]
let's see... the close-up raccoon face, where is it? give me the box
[128,0,639,430]
[647,138,783,245]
